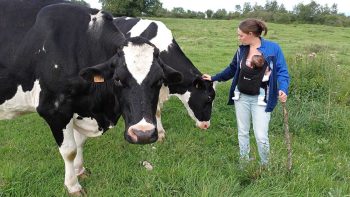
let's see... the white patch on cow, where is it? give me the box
[59,119,82,193]
[130,118,155,131]
[173,91,211,129]
[128,19,173,52]
[89,11,104,27]
[54,101,59,108]
[127,117,155,142]
[123,42,154,85]
[88,11,104,37]
[0,80,41,120]
[173,91,199,122]
[156,85,170,140]
[54,64,59,69]
[73,130,88,176]
[158,85,170,106]
[72,114,103,137]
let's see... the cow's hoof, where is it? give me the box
[78,168,91,179]
[69,188,87,197]
[157,132,165,142]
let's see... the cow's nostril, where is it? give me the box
[131,128,157,144]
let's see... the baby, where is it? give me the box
[232,55,271,105]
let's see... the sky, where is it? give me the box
[85,0,350,16]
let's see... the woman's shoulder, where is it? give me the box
[261,38,283,56]
[261,38,280,49]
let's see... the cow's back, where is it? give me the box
[0,0,64,66]
[0,0,65,104]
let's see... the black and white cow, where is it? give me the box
[113,17,216,140]
[0,0,182,194]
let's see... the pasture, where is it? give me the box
[1,18,350,196]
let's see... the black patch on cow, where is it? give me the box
[113,17,141,38]
[0,63,17,104]
[140,22,158,40]
[188,78,215,121]
[0,0,67,104]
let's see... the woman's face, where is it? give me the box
[237,28,253,45]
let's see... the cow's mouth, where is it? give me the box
[125,122,158,144]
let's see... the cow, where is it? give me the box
[113,17,216,140]
[0,0,182,194]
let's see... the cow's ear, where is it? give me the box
[158,58,183,85]
[192,76,205,89]
[79,61,115,83]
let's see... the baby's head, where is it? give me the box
[251,55,265,69]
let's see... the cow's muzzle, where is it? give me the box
[126,119,158,144]
[196,121,210,130]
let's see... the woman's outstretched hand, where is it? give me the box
[202,74,212,81]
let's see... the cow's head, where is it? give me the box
[80,37,182,144]
[187,77,216,129]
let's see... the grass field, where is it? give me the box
[1,18,350,196]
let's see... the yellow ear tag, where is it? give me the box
[93,75,105,83]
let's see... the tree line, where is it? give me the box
[80,0,350,27]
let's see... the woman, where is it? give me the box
[202,18,290,166]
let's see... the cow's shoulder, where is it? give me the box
[113,16,140,34]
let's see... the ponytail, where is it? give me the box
[239,18,268,37]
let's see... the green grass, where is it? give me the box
[1,18,350,196]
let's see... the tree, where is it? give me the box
[279,4,288,13]
[205,9,213,18]
[171,7,186,18]
[252,3,264,12]
[330,3,338,14]
[293,1,322,23]
[265,0,278,12]
[212,9,227,19]
[242,2,252,14]
[100,0,162,16]
[143,0,162,15]
[235,5,241,13]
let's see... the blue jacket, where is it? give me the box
[211,37,290,112]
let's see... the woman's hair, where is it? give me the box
[239,18,268,37]
[251,55,265,69]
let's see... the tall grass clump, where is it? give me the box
[272,46,350,138]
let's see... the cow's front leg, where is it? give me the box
[37,95,84,195]
[73,129,89,178]
[157,85,169,142]
[156,106,166,141]
[59,119,84,194]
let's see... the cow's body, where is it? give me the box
[113,17,216,139]
[0,1,181,194]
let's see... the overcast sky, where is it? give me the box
[85,0,350,16]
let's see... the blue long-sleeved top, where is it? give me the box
[211,37,290,112]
